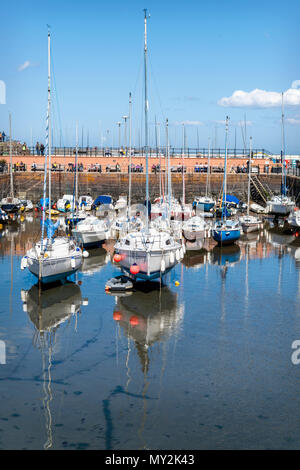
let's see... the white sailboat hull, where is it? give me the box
[116,248,180,280]
[72,229,109,246]
[22,237,83,283]
[114,229,183,280]
[266,198,295,215]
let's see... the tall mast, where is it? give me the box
[9,113,13,198]
[206,137,211,198]
[155,116,162,199]
[75,122,78,204]
[128,92,132,214]
[222,116,229,220]
[166,118,171,212]
[247,136,252,216]
[47,28,51,223]
[182,124,185,206]
[281,92,286,197]
[144,8,149,232]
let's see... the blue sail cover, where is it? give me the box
[93,195,112,206]
[224,195,240,204]
[41,218,60,240]
[39,197,49,208]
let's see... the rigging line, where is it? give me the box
[148,53,166,123]
[50,47,64,147]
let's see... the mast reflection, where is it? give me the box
[21,282,88,449]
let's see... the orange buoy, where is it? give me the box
[113,311,122,321]
[130,264,140,275]
[113,253,122,263]
[129,315,139,326]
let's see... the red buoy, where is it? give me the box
[113,311,122,321]
[113,254,122,263]
[130,264,140,275]
[129,315,139,326]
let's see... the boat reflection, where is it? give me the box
[265,228,295,247]
[21,281,88,332]
[113,283,184,374]
[20,281,88,449]
[209,244,241,267]
[80,247,110,275]
[105,283,184,449]
[181,248,208,269]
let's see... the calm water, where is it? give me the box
[0,215,300,450]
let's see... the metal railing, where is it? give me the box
[0,145,274,158]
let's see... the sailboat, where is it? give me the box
[239,136,262,233]
[114,10,183,281]
[287,208,300,229]
[65,124,88,227]
[112,93,144,238]
[212,117,241,245]
[21,29,83,284]
[72,214,111,247]
[182,215,210,242]
[266,93,295,216]
[192,138,215,214]
[0,114,22,214]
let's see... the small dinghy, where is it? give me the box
[105,275,133,292]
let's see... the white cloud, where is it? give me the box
[0,80,6,104]
[18,61,31,72]
[218,83,300,108]
[286,118,300,125]
[291,80,300,89]
[237,120,253,126]
[175,120,203,126]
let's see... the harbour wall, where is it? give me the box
[0,172,298,204]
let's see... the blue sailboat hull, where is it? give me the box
[30,269,78,284]
[212,228,241,245]
[121,265,173,281]
[193,201,215,212]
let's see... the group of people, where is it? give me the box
[35,141,45,155]
[0,131,6,142]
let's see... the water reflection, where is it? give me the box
[181,248,208,269]
[21,282,87,332]
[20,282,88,449]
[80,247,110,275]
[113,283,184,374]
[209,244,241,267]
[106,283,184,449]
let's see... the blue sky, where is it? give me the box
[1,0,300,153]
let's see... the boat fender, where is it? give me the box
[82,250,89,258]
[179,247,184,259]
[71,257,76,268]
[161,259,166,273]
[175,249,180,261]
[170,251,175,263]
[21,256,28,270]
[130,264,140,275]
[22,302,27,312]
